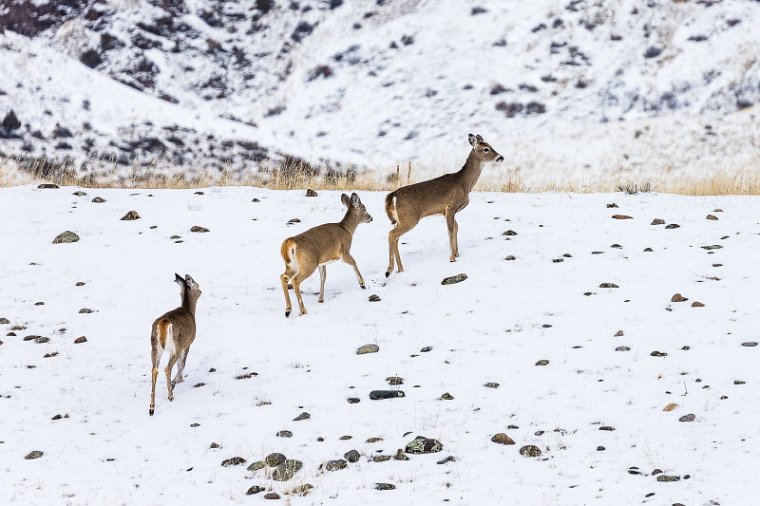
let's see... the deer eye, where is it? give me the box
[483,147,490,153]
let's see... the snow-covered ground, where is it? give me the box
[1,185,758,504]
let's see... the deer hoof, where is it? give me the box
[360,283,366,289]
[318,299,324,303]
[385,271,390,278]
[149,408,154,416]
[285,309,291,317]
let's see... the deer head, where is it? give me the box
[468,133,504,163]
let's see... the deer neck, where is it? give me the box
[339,208,360,235]
[456,150,483,192]
[181,290,197,317]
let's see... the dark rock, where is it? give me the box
[386,376,403,385]
[246,485,264,495]
[74,336,87,344]
[484,382,499,388]
[691,301,705,307]
[264,492,280,499]
[656,475,681,482]
[440,392,454,400]
[24,450,43,460]
[375,483,396,490]
[665,223,680,229]
[606,203,619,208]
[615,346,631,352]
[599,283,619,288]
[92,197,106,203]
[79,308,94,314]
[706,214,718,220]
[272,459,302,481]
[650,351,667,357]
[651,218,665,225]
[322,459,347,471]
[701,245,722,250]
[2,110,21,130]
[53,231,79,244]
[405,436,442,454]
[368,294,381,302]
[0,318,9,324]
[612,214,633,219]
[370,390,405,400]
[265,453,286,467]
[293,411,310,421]
[276,430,293,438]
[437,455,455,465]
[671,293,688,302]
[190,226,209,233]
[441,273,467,285]
[519,445,542,457]
[503,230,517,236]
[535,359,549,366]
[491,433,515,445]
[394,449,409,460]
[420,346,433,352]
[221,456,246,467]
[344,450,360,463]
[121,210,140,220]
[347,397,360,404]
[741,342,758,347]
[306,188,318,197]
[37,183,59,189]
[679,414,695,422]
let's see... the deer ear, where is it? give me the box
[341,193,350,207]
[468,133,477,146]
[175,273,184,284]
[185,274,195,286]
[350,193,360,206]
[476,134,484,142]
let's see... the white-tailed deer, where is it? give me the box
[384,133,503,276]
[280,193,372,317]
[149,273,202,416]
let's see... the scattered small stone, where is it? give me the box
[72,191,87,196]
[339,435,352,440]
[393,449,409,461]
[25,451,43,460]
[356,344,379,355]
[691,301,704,307]
[665,223,680,229]
[370,390,405,400]
[606,203,618,208]
[597,446,605,451]
[306,189,318,197]
[34,302,44,306]
[599,426,615,431]
[441,273,467,285]
[190,226,209,233]
[264,492,280,499]
[503,230,517,236]
[293,411,310,421]
[491,433,515,445]
[701,245,722,250]
[650,351,667,357]
[734,380,746,385]
[741,342,757,347]
[386,376,403,385]
[599,283,619,288]
[484,382,499,388]
[650,218,665,225]
[0,318,9,324]
[263,453,285,467]
[706,214,718,220]
[43,352,58,358]
[535,359,549,366]
[612,214,633,220]
[121,210,140,220]
[552,258,564,263]
[437,455,455,465]
[209,442,221,449]
[276,430,293,438]
[286,218,301,225]
[35,336,50,344]
[252,198,260,202]
[368,294,381,302]
[519,445,541,457]
[92,197,106,203]
[347,397,360,404]
[322,459,347,471]
[679,414,696,422]
[79,308,94,314]
[221,456,246,467]
[610,243,622,249]
[75,282,85,286]
[671,293,688,302]
[37,183,59,189]
[290,484,313,496]
[505,255,516,261]
[656,475,681,482]
[663,403,678,412]
[246,486,264,495]
[420,346,433,352]
[53,231,79,244]
[344,450,360,463]
[615,330,624,337]
[52,414,64,420]
[373,455,391,463]
[366,437,383,443]
[643,247,653,252]
[440,392,454,400]
[375,483,396,491]
[405,436,442,454]
[272,459,302,481]
[74,336,87,344]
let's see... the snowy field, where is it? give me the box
[0,185,758,505]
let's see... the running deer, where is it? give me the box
[149,273,202,416]
[280,193,372,317]
[384,133,503,276]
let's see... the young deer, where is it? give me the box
[280,193,372,317]
[149,273,202,416]
[384,133,503,276]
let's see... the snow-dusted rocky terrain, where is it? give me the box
[1,0,759,184]
[1,185,758,504]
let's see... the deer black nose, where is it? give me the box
[496,155,504,162]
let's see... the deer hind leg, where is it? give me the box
[165,353,179,401]
[317,265,327,303]
[149,344,162,416]
[342,252,366,289]
[291,272,309,316]
[386,223,413,276]
[281,268,296,317]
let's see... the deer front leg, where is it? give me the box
[342,252,365,289]
[386,230,396,277]
[172,347,188,385]
[445,210,458,262]
[318,265,327,302]
[165,353,179,401]
[292,274,308,315]
[149,366,158,416]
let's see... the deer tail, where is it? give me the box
[156,319,172,349]
[385,192,398,225]
[281,238,297,266]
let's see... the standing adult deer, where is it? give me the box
[384,133,503,276]
[280,193,372,317]
[149,273,202,416]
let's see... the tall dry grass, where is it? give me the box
[1,154,759,196]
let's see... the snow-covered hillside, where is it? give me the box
[1,185,758,504]
[0,0,759,184]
